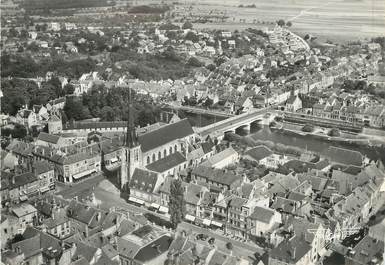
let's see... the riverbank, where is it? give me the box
[272,121,385,147]
[248,125,385,164]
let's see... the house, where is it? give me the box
[244,146,288,169]
[117,230,172,265]
[33,104,49,121]
[36,132,66,148]
[49,22,61,31]
[1,161,54,203]
[183,182,210,218]
[5,140,34,164]
[128,168,164,207]
[191,166,242,191]
[11,204,38,232]
[46,97,66,111]
[47,114,63,134]
[268,235,312,265]
[286,95,302,112]
[235,96,254,114]
[28,31,37,40]
[67,200,108,238]
[65,42,78,53]
[201,147,239,169]
[16,109,38,128]
[344,235,384,265]
[247,206,281,237]
[0,214,19,249]
[33,144,101,183]
[41,207,72,239]
[11,227,81,265]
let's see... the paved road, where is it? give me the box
[56,173,105,199]
[197,107,272,136]
[167,103,234,118]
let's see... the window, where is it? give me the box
[147,156,150,164]
[152,154,156,162]
[164,149,167,157]
[169,147,173,154]
[158,151,161,160]
[175,145,177,152]
[135,150,139,162]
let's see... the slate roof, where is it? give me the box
[42,209,69,229]
[249,206,277,224]
[67,200,107,228]
[1,171,38,190]
[138,119,194,153]
[203,147,238,166]
[117,237,141,259]
[32,160,53,175]
[192,166,241,187]
[6,140,34,157]
[117,219,137,236]
[245,145,273,161]
[269,236,311,263]
[37,132,61,144]
[146,152,186,173]
[134,235,172,262]
[12,204,37,218]
[129,168,158,193]
[347,235,384,265]
[201,141,215,154]
[158,176,173,195]
[184,182,206,205]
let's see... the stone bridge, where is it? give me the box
[195,107,275,140]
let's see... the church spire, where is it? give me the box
[125,87,138,147]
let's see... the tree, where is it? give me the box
[226,242,233,256]
[203,97,213,108]
[328,128,340,137]
[187,57,203,67]
[206,64,216,71]
[169,179,185,229]
[182,21,193,30]
[185,31,199,43]
[277,19,285,27]
[302,123,314,133]
[286,21,292,27]
[63,97,86,120]
[63,83,75,95]
[27,42,39,52]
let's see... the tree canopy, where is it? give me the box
[169,179,185,229]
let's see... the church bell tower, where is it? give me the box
[119,88,142,190]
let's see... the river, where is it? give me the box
[249,125,385,164]
[180,111,385,164]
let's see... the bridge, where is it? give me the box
[165,104,234,118]
[195,107,274,139]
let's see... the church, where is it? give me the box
[118,89,197,192]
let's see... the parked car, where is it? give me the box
[196,233,209,240]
